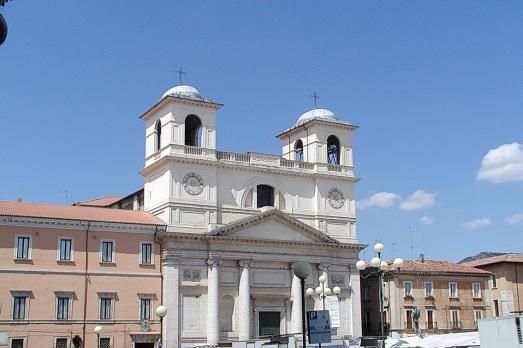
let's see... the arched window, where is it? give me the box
[155,120,162,152]
[327,135,340,165]
[295,139,304,162]
[257,185,274,208]
[185,114,202,147]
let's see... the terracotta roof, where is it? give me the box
[74,195,122,207]
[390,259,491,276]
[461,253,523,267]
[0,201,166,226]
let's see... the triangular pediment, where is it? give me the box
[206,208,339,244]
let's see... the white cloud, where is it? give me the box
[399,190,436,211]
[357,192,401,209]
[463,218,492,230]
[506,214,523,225]
[420,216,435,225]
[477,143,523,183]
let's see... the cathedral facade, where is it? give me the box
[140,84,365,347]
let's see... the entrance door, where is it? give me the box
[135,343,155,348]
[427,310,434,330]
[259,311,281,337]
[406,310,413,331]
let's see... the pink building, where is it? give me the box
[0,201,166,348]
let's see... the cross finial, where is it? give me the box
[175,66,186,85]
[62,190,72,205]
[310,91,320,108]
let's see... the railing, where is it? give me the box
[425,321,438,331]
[184,146,203,155]
[280,159,314,170]
[450,321,462,330]
[217,151,250,163]
[327,164,343,172]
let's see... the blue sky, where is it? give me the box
[1,1,522,262]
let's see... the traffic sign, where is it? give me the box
[307,310,331,344]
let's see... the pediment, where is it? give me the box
[206,209,339,245]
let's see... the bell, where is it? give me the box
[0,14,7,46]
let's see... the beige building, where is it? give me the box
[360,258,492,337]
[0,201,166,348]
[461,253,523,317]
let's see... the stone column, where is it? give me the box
[238,259,254,341]
[207,256,221,346]
[163,245,180,348]
[290,271,303,334]
[350,269,362,337]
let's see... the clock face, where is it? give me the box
[183,172,204,195]
[328,188,345,209]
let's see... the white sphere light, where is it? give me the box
[324,287,332,295]
[94,325,103,335]
[319,274,327,283]
[380,261,389,271]
[374,243,385,254]
[293,261,312,280]
[333,286,342,295]
[155,305,168,318]
[393,257,405,269]
[370,257,382,268]
[315,286,323,295]
[306,288,315,296]
[356,260,367,271]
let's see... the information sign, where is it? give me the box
[307,310,331,344]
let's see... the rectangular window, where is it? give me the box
[55,338,68,348]
[99,338,111,348]
[472,283,481,298]
[12,296,27,320]
[425,282,433,297]
[59,238,73,261]
[450,309,460,328]
[10,339,24,348]
[474,309,483,323]
[140,242,152,264]
[494,299,500,316]
[101,241,114,263]
[404,281,413,297]
[15,236,31,259]
[491,274,497,288]
[140,298,151,320]
[56,296,70,320]
[449,282,458,298]
[99,298,112,320]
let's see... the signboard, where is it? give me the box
[313,296,341,328]
[307,310,331,344]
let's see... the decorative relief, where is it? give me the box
[327,188,345,209]
[183,172,204,195]
[183,269,201,282]
[330,274,345,286]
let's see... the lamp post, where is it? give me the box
[292,261,311,348]
[155,305,167,347]
[356,243,404,338]
[94,325,103,348]
[305,274,342,348]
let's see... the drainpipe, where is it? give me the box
[154,225,164,337]
[515,263,521,312]
[81,221,91,347]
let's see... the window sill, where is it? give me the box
[425,296,435,299]
[57,260,75,265]
[99,262,116,266]
[13,258,33,264]
[139,263,155,267]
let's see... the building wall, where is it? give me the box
[0,224,162,348]
[476,263,523,316]
[361,272,491,336]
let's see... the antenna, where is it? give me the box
[392,241,397,258]
[408,226,414,259]
[63,190,72,205]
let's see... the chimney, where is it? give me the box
[420,253,425,262]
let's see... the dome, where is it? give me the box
[161,85,204,101]
[296,108,336,125]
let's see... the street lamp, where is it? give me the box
[94,325,103,348]
[356,243,404,338]
[293,261,311,348]
[306,274,342,348]
[156,305,167,346]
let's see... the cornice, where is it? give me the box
[139,96,222,121]
[0,216,163,233]
[0,267,161,277]
[276,118,359,139]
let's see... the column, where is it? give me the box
[163,245,180,348]
[350,270,362,337]
[238,259,254,341]
[207,256,221,346]
[290,272,303,334]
